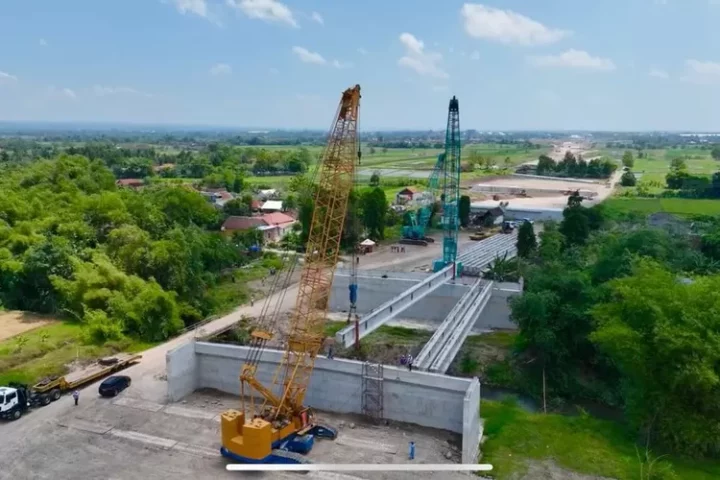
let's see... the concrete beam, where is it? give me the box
[414,278,485,371]
[428,281,493,373]
[334,264,455,348]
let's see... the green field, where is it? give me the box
[0,322,153,386]
[604,197,720,217]
[482,398,720,480]
[612,147,719,196]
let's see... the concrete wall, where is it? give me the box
[330,272,470,325]
[463,378,482,464]
[167,341,482,464]
[471,203,564,222]
[510,173,604,185]
[166,341,198,402]
[331,272,518,333]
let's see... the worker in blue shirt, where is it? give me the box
[408,441,415,460]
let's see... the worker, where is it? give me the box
[72,390,79,406]
[250,296,254,307]
[407,354,414,372]
[408,441,415,460]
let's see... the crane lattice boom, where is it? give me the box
[238,85,360,422]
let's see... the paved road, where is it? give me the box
[2,238,469,439]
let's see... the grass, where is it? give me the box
[603,197,720,217]
[0,322,154,386]
[206,256,284,315]
[466,330,517,349]
[482,398,720,480]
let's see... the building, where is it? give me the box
[258,212,296,242]
[260,200,283,213]
[395,187,418,204]
[259,189,277,200]
[116,178,144,189]
[251,200,264,212]
[220,212,296,243]
[478,207,505,226]
[221,216,265,233]
[201,190,234,208]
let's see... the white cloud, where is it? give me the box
[171,0,208,17]
[357,48,368,55]
[470,51,480,60]
[528,49,616,71]
[62,88,76,98]
[292,46,326,65]
[0,71,18,82]
[332,60,353,69]
[649,68,669,79]
[47,86,77,99]
[311,12,324,25]
[93,85,153,97]
[228,0,297,27]
[210,63,232,75]
[39,38,47,46]
[398,33,449,79]
[461,3,570,46]
[681,59,720,84]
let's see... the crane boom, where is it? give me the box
[221,85,361,464]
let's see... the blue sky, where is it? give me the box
[1,0,720,131]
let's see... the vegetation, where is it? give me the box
[533,151,617,179]
[482,398,720,480]
[0,155,273,350]
[516,221,537,258]
[502,201,720,459]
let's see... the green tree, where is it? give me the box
[283,194,297,212]
[622,150,635,169]
[459,195,471,228]
[560,207,590,246]
[370,171,380,187]
[711,145,720,161]
[360,187,388,240]
[620,171,637,187]
[516,221,537,258]
[592,260,720,456]
[223,198,251,217]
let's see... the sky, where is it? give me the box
[1,0,720,131]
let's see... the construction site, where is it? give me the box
[0,86,530,480]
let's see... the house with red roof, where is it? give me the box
[221,212,296,243]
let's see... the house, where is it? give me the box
[220,212,296,243]
[116,178,144,189]
[257,212,296,242]
[479,207,505,226]
[251,200,264,212]
[260,200,283,213]
[259,189,277,200]
[221,216,265,233]
[396,187,418,204]
[201,189,234,208]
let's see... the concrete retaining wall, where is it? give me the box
[463,378,482,464]
[510,173,604,185]
[166,340,198,402]
[167,341,482,463]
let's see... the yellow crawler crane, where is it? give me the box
[220,84,361,464]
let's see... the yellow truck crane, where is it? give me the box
[0,353,141,420]
[220,84,361,464]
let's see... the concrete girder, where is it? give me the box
[334,264,455,348]
[414,278,485,371]
[427,281,493,374]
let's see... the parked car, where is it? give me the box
[98,375,131,397]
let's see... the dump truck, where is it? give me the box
[0,353,141,420]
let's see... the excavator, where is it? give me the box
[220,85,361,464]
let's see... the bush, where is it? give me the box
[83,309,124,344]
[621,171,637,187]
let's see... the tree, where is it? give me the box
[360,187,388,240]
[231,176,243,193]
[622,150,635,169]
[670,157,687,172]
[370,171,380,187]
[283,194,297,212]
[560,207,590,246]
[223,198,251,217]
[459,195,471,228]
[620,171,637,187]
[592,260,720,456]
[712,145,720,161]
[536,155,555,175]
[369,147,376,155]
[516,221,537,258]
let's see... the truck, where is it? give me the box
[0,353,141,420]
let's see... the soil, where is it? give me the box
[0,310,57,341]
[515,460,616,480]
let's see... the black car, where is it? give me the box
[98,375,131,397]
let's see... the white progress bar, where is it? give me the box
[227,464,493,472]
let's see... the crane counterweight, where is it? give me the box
[221,85,360,464]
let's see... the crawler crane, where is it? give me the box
[220,85,361,464]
